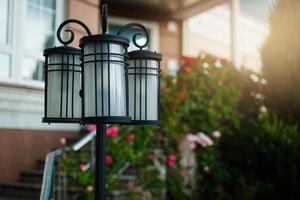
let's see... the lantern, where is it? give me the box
[79,34,131,124]
[127,50,162,125]
[43,46,82,123]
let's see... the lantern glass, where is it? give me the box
[43,47,81,123]
[127,50,162,124]
[80,34,130,123]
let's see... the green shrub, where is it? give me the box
[213,114,300,200]
[61,52,300,200]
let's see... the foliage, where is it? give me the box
[61,125,164,199]
[161,53,300,200]
[261,0,300,123]
[213,114,300,200]
[160,54,260,199]
[61,43,300,199]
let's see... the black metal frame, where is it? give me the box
[79,34,130,124]
[43,46,82,124]
[43,20,92,124]
[126,50,162,125]
[116,19,162,126]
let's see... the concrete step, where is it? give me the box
[0,182,80,200]
[20,170,44,184]
[0,182,41,199]
[0,196,35,200]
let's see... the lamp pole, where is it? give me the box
[95,124,106,199]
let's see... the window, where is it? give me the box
[0,0,9,45]
[0,0,11,79]
[23,0,57,81]
[0,0,64,85]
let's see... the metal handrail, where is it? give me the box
[40,130,96,200]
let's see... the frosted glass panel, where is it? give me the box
[84,60,96,117]
[83,42,127,117]
[128,59,159,121]
[46,53,81,119]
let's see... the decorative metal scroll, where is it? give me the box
[117,23,150,49]
[100,3,149,49]
[57,19,92,46]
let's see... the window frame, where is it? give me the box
[0,0,66,89]
[0,0,13,81]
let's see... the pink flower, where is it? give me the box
[86,185,94,192]
[197,132,213,147]
[59,137,66,145]
[212,130,221,138]
[105,155,113,165]
[79,163,87,171]
[187,134,198,143]
[126,134,135,143]
[106,126,119,137]
[87,124,96,132]
[166,154,176,166]
[189,142,196,150]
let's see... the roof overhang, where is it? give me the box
[103,0,228,20]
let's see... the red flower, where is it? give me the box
[182,56,195,66]
[106,126,119,137]
[166,154,176,166]
[177,91,186,100]
[79,163,86,171]
[105,155,113,165]
[127,134,135,143]
[180,65,192,74]
[87,124,96,132]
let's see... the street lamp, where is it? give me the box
[42,3,162,200]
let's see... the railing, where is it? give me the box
[40,130,96,200]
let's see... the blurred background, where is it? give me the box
[1,0,300,199]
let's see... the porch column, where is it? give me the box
[230,0,240,69]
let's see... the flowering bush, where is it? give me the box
[60,53,300,199]
[61,124,165,199]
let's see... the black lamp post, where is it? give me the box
[43,3,162,200]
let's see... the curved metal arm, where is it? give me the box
[117,23,149,49]
[57,19,92,46]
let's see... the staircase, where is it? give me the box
[0,159,47,199]
[0,136,78,200]
[0,134,142,200]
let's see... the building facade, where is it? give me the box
[0,0,183,182]
[0,0,267,183]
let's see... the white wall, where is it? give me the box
[183,5,269,73]
[0,84,79,131]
